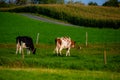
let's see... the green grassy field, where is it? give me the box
[0,12,120,80]
[0,12,120,44]
[0,67,120,80]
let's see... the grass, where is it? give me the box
[0,43,120,72]
[0,67,120,80]
[0,12,120,79]
[0,12,120,44]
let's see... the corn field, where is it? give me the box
[2,4,120,28]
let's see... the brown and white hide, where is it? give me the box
[54,37,75,56]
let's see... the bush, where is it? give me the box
[103,0,119,7]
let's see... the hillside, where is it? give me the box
[0,12,120,80]
[1,4,120,28]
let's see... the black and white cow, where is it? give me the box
[16,36,36,57]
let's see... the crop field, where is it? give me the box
[1,4,120,28]
[0,12,120,80]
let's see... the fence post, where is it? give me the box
[86,32,88,47]
[36,33,39,44]
[104,50,107,65]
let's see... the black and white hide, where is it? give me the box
[16,36,36,58]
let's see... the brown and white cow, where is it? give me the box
[16,36,36,58]
[54,37,75,56]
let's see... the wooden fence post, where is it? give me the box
[36,33,39,44]
[104,50,107,65]
[86,32,88,47]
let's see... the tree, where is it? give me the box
[39,0,57,4]
[88,1,98,6]
[0,0,7,7]
[74,1,84,5]
[16,0,27,5]
[56,0,64,4]
[102,0,119,7]
[67,0,74,4]
[46,0,57,4]
[0,0,15,7]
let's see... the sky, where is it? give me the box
[65,0,120,5]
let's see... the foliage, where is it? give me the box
[1,4,120,29]
[102,0,119,7]
[0,0,7,7]
[56,0,64,4]
[88,1,98,6]
[16,0,27,5]
[39,0,57,4]
[67,0,84,5]
[39,0,64,4]
[0,0,15,7]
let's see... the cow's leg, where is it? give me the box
[55,47,59,56]
[53,47,59,56]
[66,48,70,56]
[16,44,19,54]
[27,49,30,55]
[59,47,63,56]
[19,46,22,54]
[21,47,24,59]
[16,43,21,54]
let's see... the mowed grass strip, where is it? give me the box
[0,67,120,80]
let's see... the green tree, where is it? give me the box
[46,0,56,4]
[102,0,119,7]
[74,1,84,5]
[88,1,98,6]
[39,0,63,4]
[0,0,8,7]
[67,0,74,4]
[16,0,27,5]
[56,0,64,4]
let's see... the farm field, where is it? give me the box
[2,4,120,28]
[0,12,120,80]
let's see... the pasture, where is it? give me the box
[0,12,120,80]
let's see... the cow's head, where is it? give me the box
[71,40,75,48]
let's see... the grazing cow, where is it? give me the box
[16,36,36,58]
[54,37,75,56]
